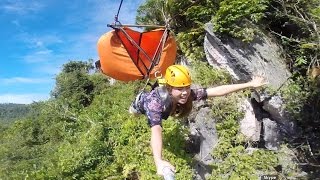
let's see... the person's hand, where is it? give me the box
[155,159,175,176]
[249,75,268,88]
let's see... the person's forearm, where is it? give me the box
[151,125,163,164]
[206,82,252,97]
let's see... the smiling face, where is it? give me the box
[169,86,191,104]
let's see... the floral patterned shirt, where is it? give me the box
[138,88,207,127]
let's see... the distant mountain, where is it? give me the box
[0,103,31,124]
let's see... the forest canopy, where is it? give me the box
[1,0,319,179]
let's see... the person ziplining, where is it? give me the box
[128,65,267,178]
[96,1,268,179]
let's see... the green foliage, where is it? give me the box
[280,75,320,122]
[0,103,31,124]
[213,0,270,42]
[177,28,207,61]
[265,0,319,76]
[278,75,320,179]
[136,0,167,27]
[138,0,318,80]
[174,0,217,61]
[137,0,217,61]
[0,74,195,179]
[280,78,310,119]
[62,60,93,73]
[51,60,108,109]
[207,95,278,179]
[89,73,109,94]
[188,62,280,179]
[136,0,216,31]
[0,118,51,179]
[190,61,232,87]
[2,0,319,178]
[89,82,193,179]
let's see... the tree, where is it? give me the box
[0,103,31,124]
[136,0,217,61]
[51,60,95,108]
[265,0,319,74]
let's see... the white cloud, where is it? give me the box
[2,0,145,99]
[35,50,53,55]
[18,33,63,49]
[33,63,61,76]
[58,0,145,61]
[11,20,21,27]
[15,32,64,63]
[14,0,144,66]
[2,1,45,14]
[22,50,53,63]
[0,0,146,105]
[0,93,49,104]
[0,77,52,84]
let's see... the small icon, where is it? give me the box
[261,175,278,180]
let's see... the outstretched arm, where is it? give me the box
[151,125,175,175]
[206,76,267,97]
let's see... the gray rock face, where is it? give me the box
[204,23,291,89]
[188,22,297,179]
[262,118,281,150]
[261,95,297,145]
[202,22,296,149]
[193,108,217,164]
[240,99,261,142]
[262,95,285,120]
[188,107,218,180]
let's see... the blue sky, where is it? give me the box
[0,0,145,104]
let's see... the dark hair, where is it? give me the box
[172,94,193,118]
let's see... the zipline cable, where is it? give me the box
[114,0,124,23]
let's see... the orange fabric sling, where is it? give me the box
[97,27,177,81]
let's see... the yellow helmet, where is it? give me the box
[165,65,191,87]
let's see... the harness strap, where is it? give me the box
[155,86,173,117]
[133,85,172,117]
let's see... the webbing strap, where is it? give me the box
[156,86,173,118]
[112,26,170,93]
[147,28,169,76]
[111,0,172,92]
[115,27,152,77]
[116,27,169,80]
